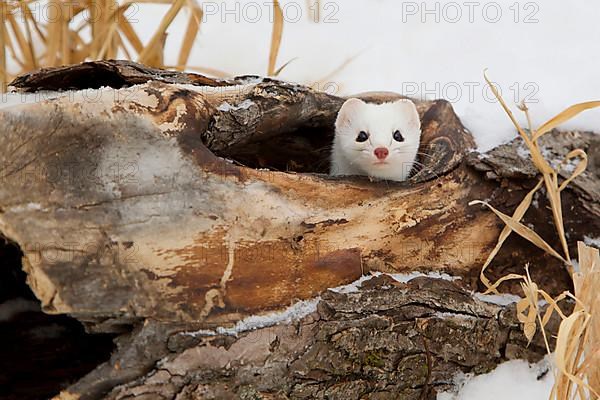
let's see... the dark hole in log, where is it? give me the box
[222,126,336,175]
[210,120,448,182]
[0,237,117,400]
[203,92,475,182]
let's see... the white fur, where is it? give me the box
[330,98,421,181]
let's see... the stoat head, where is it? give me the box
[334,98,421,181]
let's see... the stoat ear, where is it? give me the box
[393,99,421,130]
[336,98,365,129]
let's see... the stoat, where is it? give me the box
[330,98,421,182]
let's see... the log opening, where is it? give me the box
[0,237,117,400]
[200,90,476,182]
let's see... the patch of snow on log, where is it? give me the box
[584,235,600,250]
[185,297,320,337]
[472,292,522,306]
[217,99,256,112]
[389,271,461,283]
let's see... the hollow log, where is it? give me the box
[1,61,599,399]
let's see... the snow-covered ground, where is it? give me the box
[438,357,554,400]
[127,0,600,151]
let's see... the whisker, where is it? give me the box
[394,151,437,165]
[416,152,436,159]
[409,160,440,180]
[393,150,434,159]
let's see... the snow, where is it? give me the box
[217,99,256,112]
[389,270,461,283]
[6,202,45,213]
[187,297,320,337]
[584,235,600,249]
[473,292,522,306]
[329,271,461,294]
[328,273,381,294]
[437,357,554,400]
[127,0,600,151]
[516,145,532,160]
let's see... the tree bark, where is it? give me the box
[0,61,598,399]
[92,276,562,400]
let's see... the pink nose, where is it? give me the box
[374,147,389,160]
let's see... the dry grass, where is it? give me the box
[268,0,283,76]
[472,71,600,399]
[0,0,289,91]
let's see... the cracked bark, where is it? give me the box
[0,61,598,399]
[98,276,563,400]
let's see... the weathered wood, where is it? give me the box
[1,61,598,400]
[0,71,468,323]
[1,62,598,326]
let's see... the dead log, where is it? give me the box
[0,61,599,399]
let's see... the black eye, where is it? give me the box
[356,131,369,142]
[393,130,404,142]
